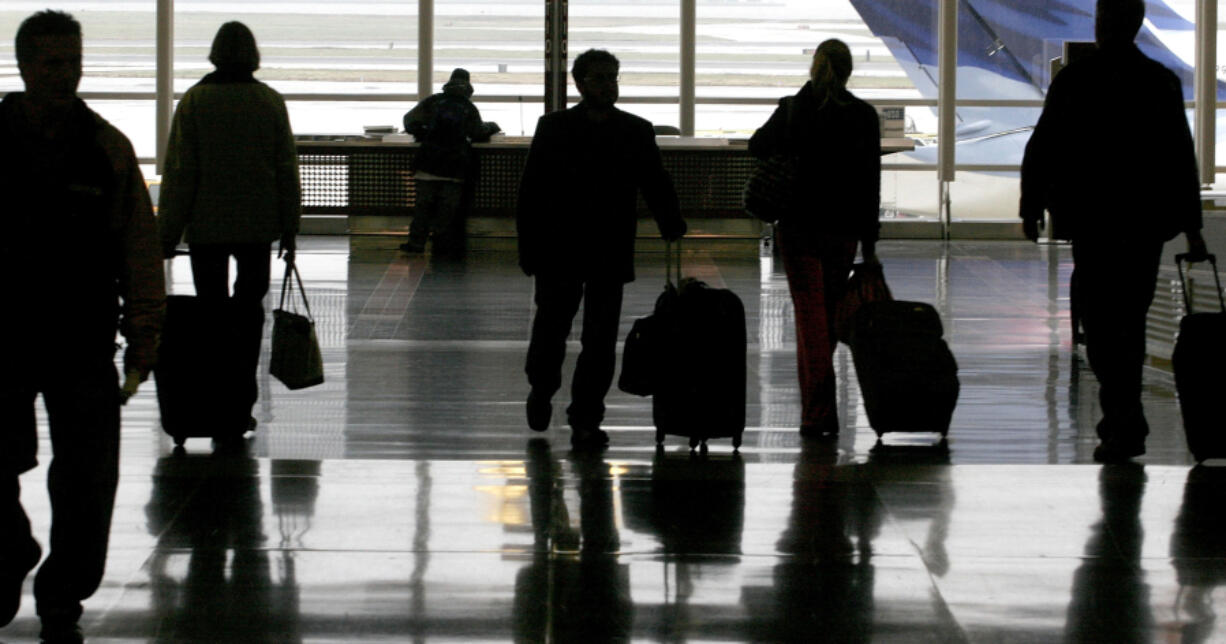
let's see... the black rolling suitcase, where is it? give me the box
[155,295,259,447]
[1172,253,1226,462]
[848,300,958,438]
[627,243,746,451]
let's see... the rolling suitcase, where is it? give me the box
[644,243,747,451]
[848,300,958,438]
[1172,253,1226,462]
[154,294,260,447]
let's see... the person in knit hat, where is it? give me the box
[402,68,500,255]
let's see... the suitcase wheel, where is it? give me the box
[732,433,743,450]
[172,434,186,447]
[656,429,666,445]
[689,436,701,450]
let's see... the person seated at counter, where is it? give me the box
[401,68,500,255]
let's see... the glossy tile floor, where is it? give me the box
[5,237,1226,643]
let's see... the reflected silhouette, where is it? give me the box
[1170,466,1226,642]
[620,449,746,556]
[744,441,880,642]
[1064,464,1151,642]
[145,445,301,643]
[269,459,319,643]
[514,439,632,642]
[620,450,746,642]
[863,441,954,577]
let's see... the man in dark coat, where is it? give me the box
[401,68,500,255]
[0,11,165,643]
[517,48,686,448]
[1020,0,1207,463]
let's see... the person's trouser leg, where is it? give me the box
[567,280,624,430]
[409,180,444,247]
[191,243,269,422]
[1073,239,1162,445]
[428,182,466,255]
[526,277,584,400]
[188,244,231,300]
[33,359,120,625]
[232,244,271,417]
[781,238,854,430]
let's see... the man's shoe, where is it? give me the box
[399,241,426,254]
[0,538,40,626]
[38,620,83,644]
[1093,439,1146,464]
[570,427,610,450]
[526,391,552,432]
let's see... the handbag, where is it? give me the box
[742,97,797,223]
[834,262,892,345]
[270,260,325,390]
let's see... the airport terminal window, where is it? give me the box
[0,4,157,156]
[435,0,545,137]
[568,0,681,128]
[174,2,415,136]
[1216,0,1226,169]
[0,4,157,95]
[693,1,927,138]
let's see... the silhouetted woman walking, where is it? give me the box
[158,22,301,438]
[749,39,880,439]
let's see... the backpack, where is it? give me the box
[415,94,472,179]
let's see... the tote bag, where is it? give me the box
[742,97,797,223]
[271,261,325,390]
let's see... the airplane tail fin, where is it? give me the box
[849,0,1223,101]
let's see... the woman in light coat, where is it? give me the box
[158,21,301,437]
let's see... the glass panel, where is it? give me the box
[567,1,681,126]
[175,3,416,138]
[0,6,158,155]
[696,1,929,138]
[435,0,545,136]
[1216,0,1226,168]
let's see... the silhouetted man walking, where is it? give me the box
[517,49,685,449]
[0,11,164,643]
[1020,0,1207,463]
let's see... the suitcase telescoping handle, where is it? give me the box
[665,239,683,289]
[1175,253,1225,314]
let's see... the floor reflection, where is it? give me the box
[145,445,301,643]
[1170,466,1226,642]
[1064,464,1150,643]
[743,442,880,642]
[516,440,632,642]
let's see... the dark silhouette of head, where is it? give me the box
[442,68,473,98]
[209,21,260,73]
[16,10,82,113]
[810,39,852,92]
[1095,0,1144,48]
[573,49,619,110]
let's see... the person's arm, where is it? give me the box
[1019,76,1067,241]
[273,91,302,261]
[156,96,197,258]
[860,104,881,262]
[110,134,166,394]
[748,96,789,160]
[1163,72,1206,255]
[403,96,434,139]
[464,101,500,143]
[637,119,685,241]
[516,116,551,275]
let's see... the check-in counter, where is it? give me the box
[296,135,915,221]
